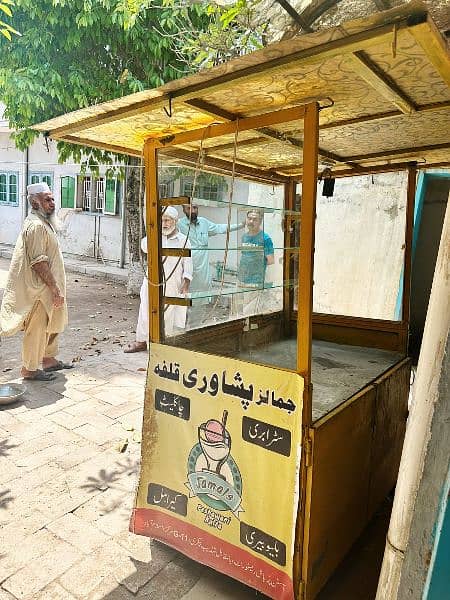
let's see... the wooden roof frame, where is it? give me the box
[34,1,450,181]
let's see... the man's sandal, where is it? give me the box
[43,360,75,372]
[23,369,56,381]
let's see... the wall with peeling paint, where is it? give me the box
[397,320,450,598]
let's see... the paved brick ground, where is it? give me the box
[0,258,264,600]
[0,257,387,600]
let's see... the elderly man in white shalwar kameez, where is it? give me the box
[124,206,193,352]
[0,183,73,381]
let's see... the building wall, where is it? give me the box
[0,130,24,244]
[0,132,125,263]
[313,171,407,320]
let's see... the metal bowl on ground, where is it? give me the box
[0,382,27,405]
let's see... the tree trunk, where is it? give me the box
[125,156,146,295]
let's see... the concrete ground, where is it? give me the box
[0,257,389,600]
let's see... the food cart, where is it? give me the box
[35,3,450,598]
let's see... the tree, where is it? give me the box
[0,0,20,40]
[117,0,267,69]
[0,0,209,283]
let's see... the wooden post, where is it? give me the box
[144,140,162,343]
[283,179,296,336]
[297,102,319,397]
[295,101,319,600]
[400,162,417,353]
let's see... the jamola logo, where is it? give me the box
[186,410,243,517]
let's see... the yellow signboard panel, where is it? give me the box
[131,343,303,600]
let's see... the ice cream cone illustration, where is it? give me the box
[198,410,231,477]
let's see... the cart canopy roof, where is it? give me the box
[34,1,450,181]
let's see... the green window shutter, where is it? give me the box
[30,175,40,184]
[0,174,6,202]
[9,174,18,204]
[67,176,75,208]
[43,175,52,187]
[104,179,117,214]
[61,176,75,208]
[61,177,68,207]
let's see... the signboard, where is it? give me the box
[131,343,303,600]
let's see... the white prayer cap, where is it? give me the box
[163,206,179,220]
[27,182,51,195]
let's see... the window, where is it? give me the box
[76,175,119,215]
[81,176,92,210]
[61,176,75,208]
[0,172,19,205]
[96,178,105,211]
[104,178,118,215]
[29,172,53,188]
[159,181,174,199]
[180,176,224,202]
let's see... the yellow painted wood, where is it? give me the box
[410,19,450,90]
[162,296,192,306]
[306,386,377,599]
[144,140,161,343]
[151,105,306,148]
[283,180,296,335]
[160,248,191,257]
[32,7,448,180]
[297,101,319,600]
[350,50,416,114]
[38,4,428,138]
[160,196,191,206]
[297,102,319,385]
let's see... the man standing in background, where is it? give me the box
[125,206,193,351]
[234,209,275,316]
[0,183,73,380]
[179,203,244,324]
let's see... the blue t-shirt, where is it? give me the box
[238,231,274,287]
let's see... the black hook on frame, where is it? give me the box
[163,95,173,118]
[44,131,51,152]
[318,97,335,111]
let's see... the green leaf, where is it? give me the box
[0,4,13,17]
[1,27,11,40]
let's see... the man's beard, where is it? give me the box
[162,224,177,237]
[35,207,61,231]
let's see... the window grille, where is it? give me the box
[96,178,105,211]
[83,177,92,210]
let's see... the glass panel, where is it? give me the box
[313,172,407,320]
[154,157,304,369]
[8,174,18,203]
[31,175,40,184]
[0,174,7,202]
[42,175,52,187]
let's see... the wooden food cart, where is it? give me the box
[35,3,450,598]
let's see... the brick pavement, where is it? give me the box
[0,257,386,600]
[0,258,259,600]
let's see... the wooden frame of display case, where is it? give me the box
[141,103,415,599]
[34,4,449,597]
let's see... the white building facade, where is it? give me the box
[0,111,128,264]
